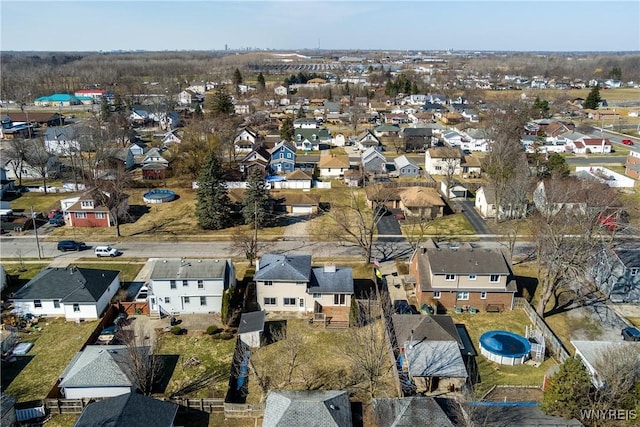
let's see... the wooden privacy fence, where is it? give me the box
[223,402,265,418]
[513,297,570,363]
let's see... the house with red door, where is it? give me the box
[61,190,129,228]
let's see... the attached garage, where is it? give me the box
[292,205,314,215]
[272,191,320,215]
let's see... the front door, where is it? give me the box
[299,298,305,312]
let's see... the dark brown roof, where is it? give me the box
[273,192,320,206]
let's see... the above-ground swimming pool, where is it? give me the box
[479,330,531,365]
[143,189,176,204]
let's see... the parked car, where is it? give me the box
[393,299,416,314]
[97,325,119,344]
[49,213,65,226]
[622,139,634,146]
[57,240,87,251]
[622,326,640,341]
[94,246,120,257]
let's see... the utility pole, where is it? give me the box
[30,206,42,259]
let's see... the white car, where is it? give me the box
[94,246,120,257]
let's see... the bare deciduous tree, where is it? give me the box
[589,344,640,416]
[23,138,55,194]
[117,322,164,396]
[232,228,261,267]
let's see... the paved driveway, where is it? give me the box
[454,200,491,236]
[376,212,403,242]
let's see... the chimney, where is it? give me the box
[324,264,336,273]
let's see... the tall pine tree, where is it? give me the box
[209,88,234,116]
[280,117,294,141]
[584,85,601,110]
[242,168,271,229]
[233,68,243,94]
[257,72,266,92]
[196,152,233,230]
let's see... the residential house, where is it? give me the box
[62,190,129,228]
[109,148,135,171]
[142,148,169,180]
[293,127,331,151]
[344,169,365,187]
[366,184,402,210]
[461,128,491,152]
[147,258,235,316]
[625,150,640,180]
[362,146,387,174]
[441,130,465,147]
[4,154,61,181]
[293,118,318,129]
[356,129,382,151]
[393,155,420,177]
[254,254,354,323]
[574,138,612,154]
[234,127,261,153]
[178,89,204,105]
[272,192,320,215]
[0,393,17,427]
[532,179,593,216]
[128,141,147,156]
[318,154,350,178]
[374,124,401,138]
[460,154,482,178]
[274,85,288,96]
[234,103,253,115]
[409,240,517,311]
[74,393,179,427]
[44,126,80,155]
[589,244,640,303]
[238,311,266,348]
[398,187,445,219]
[282,170,313,189]
[129,109,150,126]
[59,345,136,399]
[269,141,296,174]
[262,390,352,427]
[373,397,458,427]
[475,185,498,219]
[424,147,463,176]
[400,127,433,152]
[161,129,181,147]
[392,314,470,393]
[239,147,271,177]
[0,167,15,197]
[11,267,120,321]
[2,112,65,128]
[572,340,640,388]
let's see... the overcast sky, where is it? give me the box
[2,1,639,52]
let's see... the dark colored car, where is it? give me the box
[57,240,87,251]
[49,213,65,226]
[622,326,640,341]
[393,299,416,314]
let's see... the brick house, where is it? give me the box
[61,190,129,228]
[409,240,516,312]
[625,150,640,180]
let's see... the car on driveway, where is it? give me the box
[622,326,640,341]
[622,139,634,146]
[57,240,87,251]
[393,299,417,314]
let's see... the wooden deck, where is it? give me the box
[318,306,349,328]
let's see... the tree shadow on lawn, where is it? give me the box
[1,355,34,392]
[125,204,151,223]
[515,275,538,302]
[155,354,180,394]
[173,408,209,427]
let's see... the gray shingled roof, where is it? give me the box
[12,267,119,303]
[469,405,584,426]
[150,259,230,280]
[394,155,418,170]
[263,390,352,427]
[613,247,640,268]
[417,245,510,275]
[373,396,455,427]
[59,345,134,389]
[238,311,266,335]
[254,254,311,282]
[74,392,178,427]
[404,341,468,379]
[392,314,459,345]
[309,266,354,294]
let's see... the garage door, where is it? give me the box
[291,206,313,214]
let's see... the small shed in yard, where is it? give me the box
[238,310,266,348]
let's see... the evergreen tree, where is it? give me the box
[100,97,112,122]
[411,82,419,95]
[232,68,243,94]
[242,168,271,228]
[546,153,569,177]
[533,96,550,118]
[343,82,350,96]
[195,152,233,230]
[541,356,592,419]
[584,85,601,110]
[256,72,266,92]
[280,117,294,141]
[209,88,234,116]
[296,106,306,119]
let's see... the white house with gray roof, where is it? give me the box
[254,254,354,323]
[263,390,352,427]
[59,345,136,399]
[393,155,420,177]
[11,267,120,321]
[148,258,235,315]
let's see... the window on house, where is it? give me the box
[95,212,106,219]
[490,274,500,283]
[184,297,190,304]
[445,274,456,281]
[456,291,469,301]
[164,297,171,304]
[480,292,487,300]
[280,153,284,159]
[75,212,87,219]
[182,280,188,287]
[433,291,441,299]
[81,201,92,208]
[200,296,206,306]
[73,304,80,312]
[312,293,321,298]
[283,297,296,306]
[264,297,276,305]
[435,166,442,171]
[53,299,60,308]
[197,280,204,288]
[264,281,273,286]
[631,268,639,276]
[333,294,346,305]
[299,299,304,308]
[469,274,477,280]
[34,300,42,308]
[170,280,176,289]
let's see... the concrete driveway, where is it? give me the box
[454,200,492,236]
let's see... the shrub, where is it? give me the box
[206,325,221,335]
[211,332,234,340]
[170,326,183,335]
[220,287,233,325]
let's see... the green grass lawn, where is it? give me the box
[401,213,476,238]
[451,309,558,393]
[155,331,237,399]
[3,318,100,402]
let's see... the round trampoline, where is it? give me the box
[479,330,531,365]
[143,189,176,204]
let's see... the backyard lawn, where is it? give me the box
[3,318,100,402]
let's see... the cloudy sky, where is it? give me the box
[2,1,639,52]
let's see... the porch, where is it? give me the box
[312,303,349,329]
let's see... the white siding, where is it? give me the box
[151,278,226,314]
[257,281,309,313]
[63,386,134,399]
